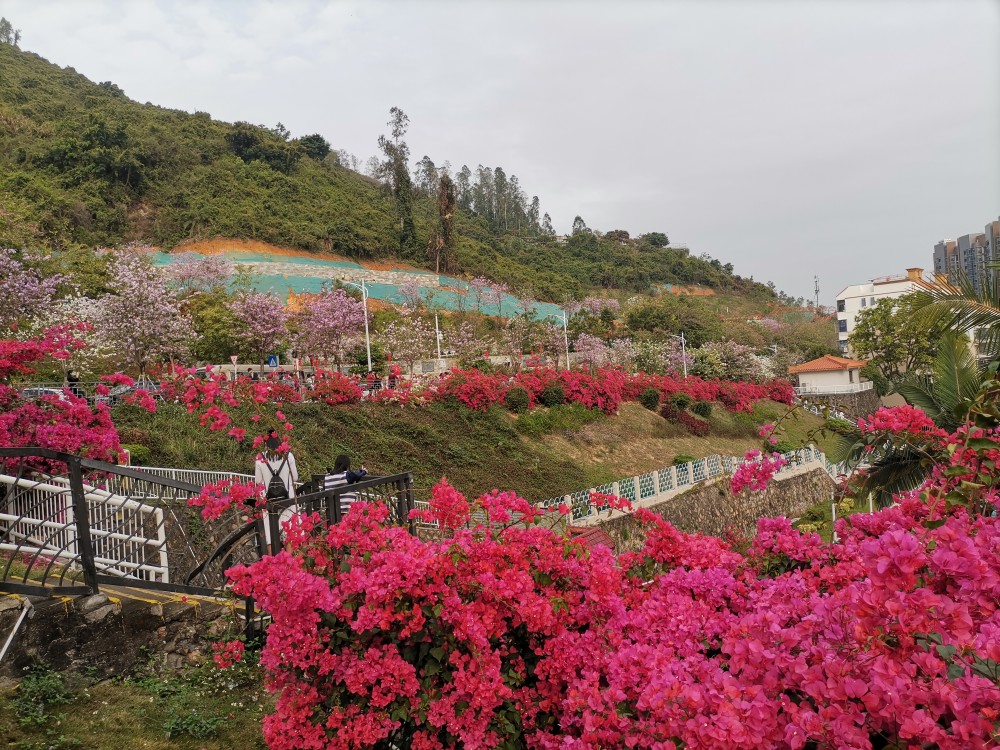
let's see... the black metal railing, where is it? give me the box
[2,448,417,593]
[260,473,417,556]
[0,448,248,597]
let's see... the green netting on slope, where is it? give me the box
[152,251,565,320]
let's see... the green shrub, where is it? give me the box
[538,383,566,407]
[638,387,661,411]
[673,454,696,466]
[121,443,151,465]
[691,401,713,418]
[669,392,692,410]
[504,387,531,414]
[772,440,797,454]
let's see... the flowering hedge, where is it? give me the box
[0,334,122,470]
[230,430,1000,748]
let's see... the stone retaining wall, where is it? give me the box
[597,467,836,548]
[0,593,235,684]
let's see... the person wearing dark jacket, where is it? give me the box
[323,454,368,517]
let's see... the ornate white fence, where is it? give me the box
[542,445,850,522]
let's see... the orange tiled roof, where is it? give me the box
[788,355,868,374]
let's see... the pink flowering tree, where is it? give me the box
[97,249,197,376]
[0,249,67,332]
[381,314,433,375]
[161,252,233,294]
[292,287,365,369]
[35,294,111,381]
[445,322,492,366]
[606,338,636,371]
[229,292,290,371]
[573,332,608,368]
[398,279,425,312]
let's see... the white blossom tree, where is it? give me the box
[97,250,197,376]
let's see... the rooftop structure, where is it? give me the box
[834,268,924,355]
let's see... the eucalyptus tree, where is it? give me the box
[377,107,418,254]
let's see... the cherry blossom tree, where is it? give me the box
[97,250,197,376]
[573,332,608,368]
[229,291,289,369]
[161,252,233,294]
[381,314,433,375]
[35,294,111,381]
[0,249,66,332]
[292,288,365,369]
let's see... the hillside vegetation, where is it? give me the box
[112,399,829,501]
[1,41,781,303]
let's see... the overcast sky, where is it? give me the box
[3,0,998,300]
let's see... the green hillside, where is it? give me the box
[0,41,778,304]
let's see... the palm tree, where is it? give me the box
[824,333,987,508]
[893,333,983,432]
[907,265,1000,360]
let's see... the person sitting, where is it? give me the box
[323,454,368,519]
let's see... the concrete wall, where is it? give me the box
[598,467,836,549]
[797,369,856,390]
[799,388,880,420]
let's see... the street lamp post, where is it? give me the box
[343,279,372,373]
[545,310,571,371]
[672,331,688,378]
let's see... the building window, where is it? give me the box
[861,298,867,308]
[836,300,846,313]
[838,320,848,333]
[838,341,849,353]
[870,297,876,306]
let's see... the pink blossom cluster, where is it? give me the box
[188,478,264,521]
[0,333,121,471]
[228,462,1000,750]
[731,450,789,494]
[858,404,949,439]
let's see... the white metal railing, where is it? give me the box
[794,382,873,395]
[0,473,169,583]
[134,467,254,487]
[543,445,850,522]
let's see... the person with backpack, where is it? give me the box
[323,454,368,519]
[254,430,299,547]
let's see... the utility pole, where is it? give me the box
[814,276,820,309]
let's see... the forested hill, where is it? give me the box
[0,41,774,303]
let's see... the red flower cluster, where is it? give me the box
[731,450,789,494]
[228,463,1000,749]
[310,372,363,406]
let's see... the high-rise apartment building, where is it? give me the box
[933,215,999,293]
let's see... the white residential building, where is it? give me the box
[788,355,872,395]
[834,268,924,354]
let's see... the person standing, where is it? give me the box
[254,430,299,548]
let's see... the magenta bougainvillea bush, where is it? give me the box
[225,408,1000,749]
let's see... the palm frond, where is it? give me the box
[908,269,1000,357]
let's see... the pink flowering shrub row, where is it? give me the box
[0,334,123,471]
[430,367,790,415]
[229,432,1000,748]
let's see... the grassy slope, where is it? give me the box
[0,659,268,750]
[112,399,831,501]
